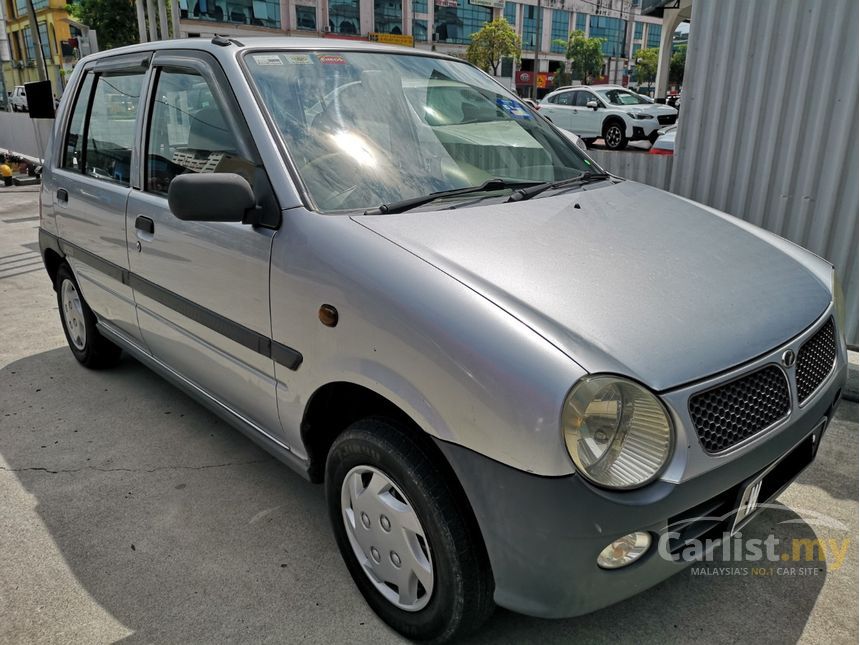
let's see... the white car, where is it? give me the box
[649,125,677,155]
[10,85,28,112]
[539,84,678,150]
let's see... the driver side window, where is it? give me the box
[572,91,593,107]
[146,68,256,195]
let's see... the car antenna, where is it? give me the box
[211,35,244,47]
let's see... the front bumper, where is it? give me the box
[435,363,845,619]
[630,118,660,139]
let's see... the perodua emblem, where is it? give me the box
[782,349,797,368]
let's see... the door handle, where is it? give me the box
[135,215,155,235]
[56,188,68,203]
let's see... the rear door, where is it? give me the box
[541,90,575,129]
[125,50,283,435]
[570,90,602,137]
[52,53,150,346]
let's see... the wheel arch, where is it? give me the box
[301,380,428,483]
[601,113,627,134]
[43,247,64,290]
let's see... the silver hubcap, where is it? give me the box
[341,465,433,611]
[61,279,87,350]
[606,126,622,147]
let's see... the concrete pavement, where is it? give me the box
[1,188,857,643]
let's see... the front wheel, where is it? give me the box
[326,418,494,643]
[603,121,628,150]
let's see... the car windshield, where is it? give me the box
[244,50,594,212]
[597,89,652,106]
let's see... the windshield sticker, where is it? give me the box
[252,54,283,66]
[284,54,313,65]
[496,98,532,120]
[318,54,348,65]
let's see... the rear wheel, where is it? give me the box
[56,263,122,369]
[326,418,494,643]
[603,120,628,150]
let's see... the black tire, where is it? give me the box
[55,263,122,369]
[602,120,628,150]
[648,131,660,145]
[582,138,596,149]
[326,418,494,643]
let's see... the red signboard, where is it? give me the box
[514,71,554,88]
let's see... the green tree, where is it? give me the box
[669,43,686,86]
[67,0,139,51]
[557,30,604,84]
[466,18,521,76]
[634,47,659,88]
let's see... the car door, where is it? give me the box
[51,53,150,346]
[125,50,283,435]
[571,90,602,137]
[542,90,575,129]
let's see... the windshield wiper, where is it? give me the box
[364,177,541,215]
[505,170,613,203]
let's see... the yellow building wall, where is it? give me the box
[3,0,74,96]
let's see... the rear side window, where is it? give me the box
[84,71,146,186]
[63,72,95,171]
[554,92,573,106]
[145,68,256,194]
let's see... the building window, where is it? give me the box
[413,0,427,14]
[329,0,360,34]
[413,19,428,41]
[574,12,586,33]
[550,10,568,54]
[632,43,641,58]
[522,4,537,50]
[503,2,516,26]
[589,15,626,57]
[646,23,662,49]
[634,21,643,40]
[15,0,47,18]
[296,5,316,30]
[374,0,402,34]
[434,0,492,45]
[183,0,281,28]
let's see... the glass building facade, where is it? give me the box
[521,3,537,50]
[329,0,360,33]
[181,0,281,28]
[504,2,516,26]
[374,0,402,33]
[434,0,492,45]
[296,5,316,30]
[575,12,586,33]
[634,21,643,40]
[647,23,662,49]
[413,0,427,13]
[589,15,626,57]
[550,10,568,54]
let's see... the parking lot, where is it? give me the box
[0,187,857,644]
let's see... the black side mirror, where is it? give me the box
[168,173,256,223]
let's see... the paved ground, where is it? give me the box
[1,187,857,644]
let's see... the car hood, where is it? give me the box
[354,181,831,391]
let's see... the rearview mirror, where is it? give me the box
[168,173,256,223]
[586,100,599,110]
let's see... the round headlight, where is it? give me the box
[562,376,673,489]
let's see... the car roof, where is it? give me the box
[76,36,460,65]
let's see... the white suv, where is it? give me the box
[540,84,678,150]
[10,85,28,112]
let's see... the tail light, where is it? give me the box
[649,146,673,155]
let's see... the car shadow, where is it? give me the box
[0,347,849,643]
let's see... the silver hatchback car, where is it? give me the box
[39,38,847,642]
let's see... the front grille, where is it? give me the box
[689,366,791,453]
[658,114,677,125]
[796,318,837,404]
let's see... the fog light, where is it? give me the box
[597,532,651,569]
